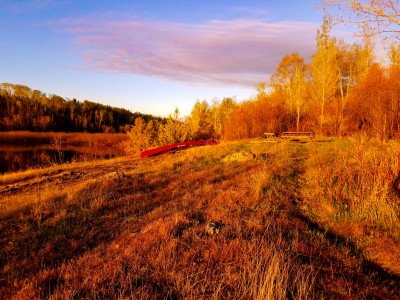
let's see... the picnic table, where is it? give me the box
[263,132,276,139]
[281,132,315,141]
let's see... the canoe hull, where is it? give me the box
[141,140,218,158]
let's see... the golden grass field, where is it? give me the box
[1,138,400,299]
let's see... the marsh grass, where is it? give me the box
[0,131,127,146]
[0,131,128,175]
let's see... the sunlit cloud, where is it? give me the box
[59,17,317,87]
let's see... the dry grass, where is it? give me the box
[0,155,133,186]
[0,139,399,299]
[302,137,400,229]
[238,240,314,300]
[301,137,400,276]
[0,131,128,146]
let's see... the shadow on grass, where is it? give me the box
[0,172,171,297]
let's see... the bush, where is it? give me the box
[125,116,192,155]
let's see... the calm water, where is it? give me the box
[0,145,125,174]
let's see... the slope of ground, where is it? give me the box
[0,139,399,299]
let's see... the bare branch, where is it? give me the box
[322,0,400,38]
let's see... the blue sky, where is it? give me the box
[0,0,327,117]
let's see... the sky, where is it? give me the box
[0,0,332,117]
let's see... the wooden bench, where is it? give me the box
[281,132,315,141]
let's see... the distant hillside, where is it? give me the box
[0,83,164,133]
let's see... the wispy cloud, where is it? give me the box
[59,17,317,87]
[229,6,270,17]
[7,0,62,13]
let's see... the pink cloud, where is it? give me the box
[60,17,317,87]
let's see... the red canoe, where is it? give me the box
[141,140,218,158]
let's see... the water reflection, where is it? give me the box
[0,145,125,174]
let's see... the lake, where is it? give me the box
[0,144,126,174]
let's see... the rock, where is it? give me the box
[258,153,269,160]
[222,151,256,163]
[205,221,225,235]
[115,169,126,179]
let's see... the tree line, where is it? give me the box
[126,16,400,153]
[0,83,163,133]
[223,18,400,140]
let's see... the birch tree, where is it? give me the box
[270,52,309,132]
[311,17,340,133]
[336,41,356,135]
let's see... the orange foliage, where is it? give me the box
[222,95,290,140]
[346,63,395,138]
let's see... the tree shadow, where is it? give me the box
[0,172,172,297]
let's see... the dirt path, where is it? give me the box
[0,156,141,196]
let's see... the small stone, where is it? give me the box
[205,221,225,235]
[222,151,256,163]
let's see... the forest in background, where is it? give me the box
[0,83,164,133]
[126,18,400,153]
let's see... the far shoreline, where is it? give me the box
[0,131,128,146]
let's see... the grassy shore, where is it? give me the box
[0,139,399,299]
[0,131,128,146]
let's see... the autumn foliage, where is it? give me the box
[222,31,400,140]
[124,21,400,148]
